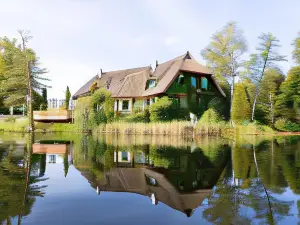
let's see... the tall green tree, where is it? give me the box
[201,22,247,121]
[0,31,49,131]
[232,82,251,123]
[275,67,300,121]
[244,33,286,121]
[65,86,71,110]
[41,88,47,110]
[256,69,285,125]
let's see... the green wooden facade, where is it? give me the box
[165,72,222,116]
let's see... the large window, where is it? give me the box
[201,77,208,90]
[191,77,197,88]
[122,100,129,110]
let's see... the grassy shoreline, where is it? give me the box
[0,118,285,136]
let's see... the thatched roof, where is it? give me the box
[112,69,151,98]
[73,75,98,100]
[72,52,226,99]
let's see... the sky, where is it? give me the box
[0,0,299,99]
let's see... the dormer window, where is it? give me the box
[146,79,156,89]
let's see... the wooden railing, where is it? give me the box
[33,109,73,122]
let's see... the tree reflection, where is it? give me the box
[0,133,47,224]
[203,138,295,225]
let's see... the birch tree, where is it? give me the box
[245,33,286,121]
[201,22,247,122]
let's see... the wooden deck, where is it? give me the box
[32,143,67,154]
[33,109,73,122]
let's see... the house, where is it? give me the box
[73,51,226,114]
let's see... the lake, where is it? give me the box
[0,133,300,225]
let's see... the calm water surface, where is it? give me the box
[0,133,300,225]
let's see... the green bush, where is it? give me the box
[150,97,174,122]
[208,96,230,120]
[199,108,222,124]
[91,88,115,124]
[275,118,300,132]
[122,107,150,123]
[124,113,148,123]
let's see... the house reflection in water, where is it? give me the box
[32,142,73,177]
[78,146,230,217]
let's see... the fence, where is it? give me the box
[47,99,75,110]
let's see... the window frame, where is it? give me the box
[122,100,129,111]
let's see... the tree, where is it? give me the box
[41,88,47,110]
[256,69,285,125]
[244,33,286,121]
[275,67,300,121]
[0,31,49,131]
[292,33,300,64]
[201,22,247,122]
[232,82,251,123]
[65,86,71,110]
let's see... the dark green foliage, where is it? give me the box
[65,86,71,110]
[275,118,300,132]
[32,91,44,111]
[208,96,229,120]
[40,88,47,110]
[276,67,300,122]
[149,96,189,122]
[94,110,107,124]
[150,96,174,122]
[254,69,285,125]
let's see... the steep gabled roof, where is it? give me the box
[142,51,225,97]
[73,75,98,100]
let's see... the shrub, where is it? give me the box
[198,108,222,124]
[150,97,174,122]
[124,112,148,123]
[232,82,251,123]
[208,96,230,120]
[91,88,115,124]
[275,118,300,132]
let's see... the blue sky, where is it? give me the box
[0,0,299,99]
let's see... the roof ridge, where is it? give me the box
[156,53,186,67]
[157,57,185,81]
[125,67,151,78]
[102,65,150,74]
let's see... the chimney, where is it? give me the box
[155,60,158,68]
[99,69,103,78]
